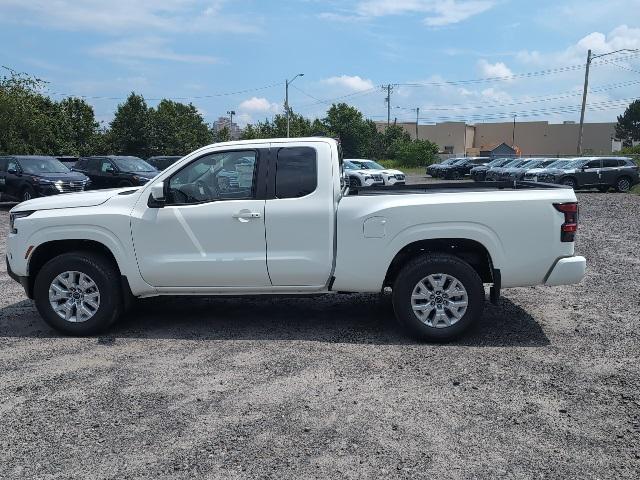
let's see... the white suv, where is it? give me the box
[343,160,384,187]
[346,159,406,185]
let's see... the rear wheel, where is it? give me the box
[615,176,631,193]
[34,252,122,335]
[392,254,484,341]
[561,177,576,189]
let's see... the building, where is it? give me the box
[377,120,618,156]
[213,116,241,140]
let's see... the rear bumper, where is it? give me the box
[544,256,586,287]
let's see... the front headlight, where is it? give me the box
[9,211,35,234]
[364,175,372,180]
[34,178,53,185]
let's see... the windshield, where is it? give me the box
[344,161,358,170]
[441,158,459,165]
[361,160,385,170]
[523,160,543,169]
[452,159,467,165]
[547,160,569,169]
[19,157,70,174]
[502,159,521,168]
[112,156,156,172]
[564,159,587,168]
[487,158,507,167]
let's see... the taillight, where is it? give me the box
[554,202,578,242]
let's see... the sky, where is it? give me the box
[1,0,639,128]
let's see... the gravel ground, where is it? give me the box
[0,189,639,479]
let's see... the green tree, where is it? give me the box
[58,97,100,156]
[323,103,370,157]
[615,100,640,147]
[149,99,212,155]
[388,138,439,167]
[213,126,231,142]
[108,92,151,157]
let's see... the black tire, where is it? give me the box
[560,177,576,189]
[392,253,484,341]
[349,176,361,188]
[615,176,632,193]
[33,252,123,336]
[21,186,36,202]
[118,180,134,188]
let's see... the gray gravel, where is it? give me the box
[1,190,639,479]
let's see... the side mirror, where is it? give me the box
[7,168,17,175]
[106,165,116,174]
[148,181,166,208]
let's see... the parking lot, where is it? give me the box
[1,189,639,479]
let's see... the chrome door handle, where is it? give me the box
[232,210,261,222]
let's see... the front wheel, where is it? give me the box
[21,186,36,202]
[561,177,576,189]
[33,252,123,335]
[392,254,484,341]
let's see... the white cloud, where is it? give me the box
[353,0,496,26]
[238,97,280,113]
[477,59,513,78]
[91,37,218,64]
[0,0,258,34]
[322,75,375,91]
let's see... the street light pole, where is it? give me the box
[415,107,419,140]
[285,73,304,137]
[227,110,235,139]
[577,48,639,155]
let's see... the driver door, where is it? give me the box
[130,147,271,288]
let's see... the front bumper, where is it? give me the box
[544,256,586,287]
[6,255,31,298]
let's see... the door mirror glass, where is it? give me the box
[105,165,116,174]
[7,168,17,175]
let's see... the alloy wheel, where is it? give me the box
[410,273,469,328]
[48,271,101,323]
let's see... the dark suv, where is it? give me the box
[426,158,459,177]
[537,157,639,192]
[146,155,183,171]
[0,155,90,202]
[74,156,159,189]
[470,158,512,181]
[438,157,491,179]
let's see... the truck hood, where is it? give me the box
[10,187,140,213]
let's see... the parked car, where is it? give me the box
[438,157,491,179]
[7,137,585,341]
[536,157,639,192]
[73,156,159,189]
[346,159,405,185]
[146,155,183,171]
[0,155,90,202]
[502,158,557,181]
[470,158,513,181]
[523,159,573,182]
[343,160,384,187]
[485,159,525,181]
[426,158,459,177]
[56,156,79,169]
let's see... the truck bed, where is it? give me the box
[348,180,570,196]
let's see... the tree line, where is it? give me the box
[0,70,439,166]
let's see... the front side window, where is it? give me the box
[167,150,257,205]
[585,160,601,169]
[275,147,317,199]
[602,159,619,168]
[99,159,115,173]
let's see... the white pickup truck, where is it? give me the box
[6,138,586,340]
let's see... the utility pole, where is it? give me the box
[285,73,304,138]
[577,48,639,155]
[512,115,516,147]
[577,49,592,155]
[383,84,393,127]
[415,107,420,140]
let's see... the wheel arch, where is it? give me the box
[384,237,497,289]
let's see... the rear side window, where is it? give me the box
[75,158,86,169]
[602,159,619,168]
[87,158,100,172]
[0,158,7,172]
[275,147,317,199]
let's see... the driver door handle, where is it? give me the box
[232,210,262,221]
